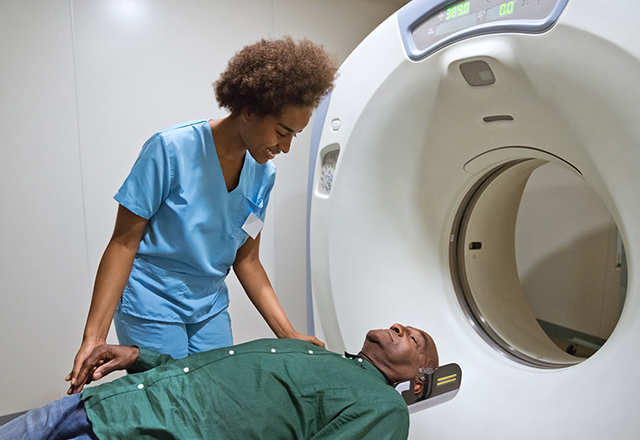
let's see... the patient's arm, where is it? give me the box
[69,345,140,394]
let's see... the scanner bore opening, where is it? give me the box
[450,159,627,368]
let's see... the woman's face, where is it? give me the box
[241,105,313,164]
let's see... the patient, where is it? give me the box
[1,324,438,440]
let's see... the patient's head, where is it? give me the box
[360,324,438,396]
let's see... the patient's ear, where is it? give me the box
[413,378,424,395]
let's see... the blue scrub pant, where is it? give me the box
[0,394,97,440]
[114,308,233,359]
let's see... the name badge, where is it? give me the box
[241,212,264,239]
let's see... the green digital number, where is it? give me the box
[499,1,515,16]
[446,1,470,20]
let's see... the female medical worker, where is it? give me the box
[66,37,338,393]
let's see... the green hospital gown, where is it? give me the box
[82,338,410,439]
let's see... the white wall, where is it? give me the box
[0,0,400,415]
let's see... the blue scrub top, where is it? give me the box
[114,120,276,323]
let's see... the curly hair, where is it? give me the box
[214,36,338,117]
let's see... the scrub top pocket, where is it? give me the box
[231,195,265,239]
[120,258,226,323]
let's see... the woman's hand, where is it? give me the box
[65,339,105,395]
[67,344,140,395]
[288,331,326,349]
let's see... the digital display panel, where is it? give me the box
[411,0,564,53]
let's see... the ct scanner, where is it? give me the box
[307,0,640,438]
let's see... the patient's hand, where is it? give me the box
[68,345,140,395]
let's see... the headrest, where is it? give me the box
[398,363,462,414]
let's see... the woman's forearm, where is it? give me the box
[82,239,139,342]
[234,259,296,339]
[82,205,148,342]
[232,233,325,347]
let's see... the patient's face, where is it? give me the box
[361,324,436,383]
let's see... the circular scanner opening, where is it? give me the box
[451,159,627,368]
